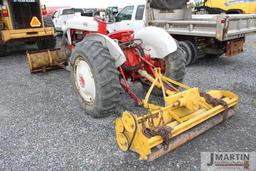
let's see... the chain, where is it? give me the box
[138,93,229,151]
[140,112,172,151]
[200,92,229,121]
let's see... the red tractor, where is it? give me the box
[68,18,186,117]
[27,17,238,160]
[67,19,237,161]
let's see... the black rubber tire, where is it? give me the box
[195,6,226,14]
[205,54,223,58]
[142,46,186,95]
[165,47,186,82]
[70,39,121,118]
[185,40,198,64]
[150,0,188,10]
[226,9,243,14]
[37,16,56,50]
[0,43,7,57]
[179,41,193,66]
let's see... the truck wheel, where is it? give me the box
[142,46,186,95]
[150,0,187,10]
[70,39,121,118]
[185,40,198,64]
[0,43,7,57]
[206,54,223,58]
[226,9,243,14]
[37,16,56,50]
[179,41,193,66]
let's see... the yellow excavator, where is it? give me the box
[196,0,256,14]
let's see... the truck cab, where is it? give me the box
[107,3,146,33]
[52,8,85,32]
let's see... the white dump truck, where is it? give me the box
[64,0,256,65]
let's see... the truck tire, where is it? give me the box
[185,40,198,64]
[37,16,56,50]
[179,41,193,66]
[150,0,188,10]
[195,6,226,14]
[0,43,7,57]
[226,9,243,14]
[142,46,186,95]
[206,54,223,58]
[70,39,121,118]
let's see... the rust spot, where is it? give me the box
[79,76,85,88]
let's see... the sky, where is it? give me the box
[41,0,137,8]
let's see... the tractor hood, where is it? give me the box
[62,16,98,33]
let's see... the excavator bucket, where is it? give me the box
[115,69,239,161]
[26,48,68,73]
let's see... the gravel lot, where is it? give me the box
[0,35,256,171]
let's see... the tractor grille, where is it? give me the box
[8,0,42,29]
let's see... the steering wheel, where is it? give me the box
[94,15,115,24]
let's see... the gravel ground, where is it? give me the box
[0,35,256,171]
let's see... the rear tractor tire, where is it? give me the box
[164,46,186,82]
[142,46,186,95]
[70,39,121,118]
[37,16,56,50]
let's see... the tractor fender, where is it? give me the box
[76,33,126,67]
[135,26,178,59]
[62,25,68,34]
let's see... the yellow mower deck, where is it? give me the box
[115,69,238,161]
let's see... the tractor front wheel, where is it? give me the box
[70,39,121,118]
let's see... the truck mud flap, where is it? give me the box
[225,38,245,56]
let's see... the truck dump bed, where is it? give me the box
[149,13,256,41]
